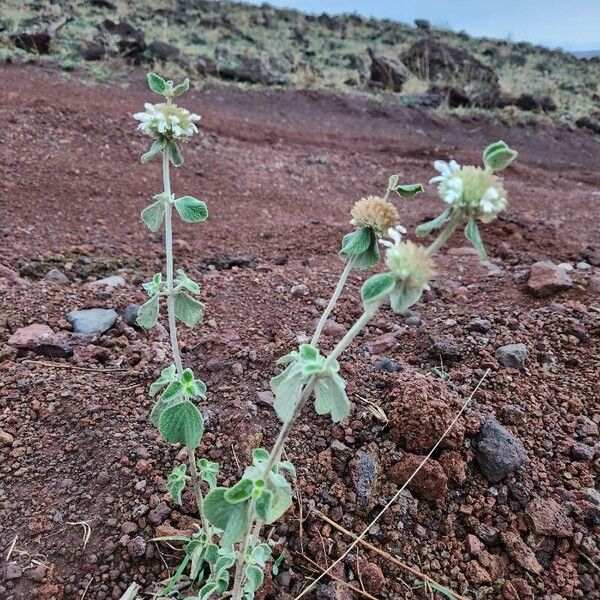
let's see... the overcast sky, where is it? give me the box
[247,0,599,51]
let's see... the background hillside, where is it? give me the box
[1,0,599,130]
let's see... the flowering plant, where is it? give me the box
[124,72,517,600]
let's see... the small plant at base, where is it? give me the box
[126,79,516,599]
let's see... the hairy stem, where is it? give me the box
[425,209,462,257]
[162,149,207,533]
[311,256,355,347]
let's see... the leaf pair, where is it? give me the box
[141,192,208,232]
[483,140,518,172]
[147,72,190,99]
[361,271,426,314]
[387,174,424,198]
[166,463,189,505]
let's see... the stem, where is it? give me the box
[188,447,211,535]
[161,149,207,535]
[311,256,355,347]
[425,209,462,257]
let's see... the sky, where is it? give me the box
[245,0,600,51]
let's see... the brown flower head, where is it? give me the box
[350,196,400,235]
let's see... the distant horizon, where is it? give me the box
[242,1,600,52]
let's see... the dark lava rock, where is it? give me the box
[8,324,94,358]
[367,47,407,92]
[495,343,527,370]
[80,41,106,61]
[147,40,180,61]
[514,93,557,112]
[127,535,147,557]
[430,84,471,107]
[474,417,526,482]
[68,308,118,335]
[571,442,595,461]
[217,55,290,85]
[201,253,257,270]
[123,304,140,327]
[2,562,23,580]
[401,39,500,107]
[374,357,403,372]
[576,114,600,135]
[348,451,378,507]
[414,18,431,30]
[13,31,51,54]
[90,0,116,8]
[468,317,491,333]
[100,19,146,62]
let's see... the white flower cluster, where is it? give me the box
[430,160,507,223]
[381,228,434,290]
[134,102,200,141]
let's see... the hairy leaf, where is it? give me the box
[167,140,184,167]
[252,448,270,462]
[174,196,208,223]
[136,294,160,329]
[393,182,424,197]
[244,564,264,593]
[270,363,304,423]
[174,290,204,327]
[141,138,166,164]
[204,488,249,547]
[141,200,165,232]
[149,364,177,397]
[198,582,219,600]
[147,72,167,95]
[250,543,272,567]
[175,268,201,294]
[172,77,190,97]
[254,489,273,522]
[339,227,372,256]
[224,478,255,504]
[389,282,424,314]
[197,458,219,490]
[314,373,351,423]
[166,464,188,505]
[361,272,396,304]
[158,400,204,449]
[464,217,488,260]
[142,272,163,296]
[483,140,518,172]
[415,207,453,237]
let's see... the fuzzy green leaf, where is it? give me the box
[352,240,380,270]
[224,478,255,504]
[174,290,204,327]
[160,380,185,403]
[136,294,160,329]
[254,490,273,522]
[270,363,304,423]
[252,448,270,463]
[172,77,190,97]
[314,373,351,423]
[483,140,518,172]
[141,200,165,232]
[158,400,204,450]
[142,272,163,296]
[198,582,219,600]
[388,174,399,190]
[394,183,424,197]
[147,72,167,95]
[174,196,208,223]
[167,140,184,167]
[141,137,166,164]
[464,217,488,260]
[204,488,249,547]
[198,458,219,490]
[167,464,188,505]
[250,543,272,567]
[340,227,372,256]
[361,272,396,304]
[415,207,453,238]
[244,564,264,593]
[176,268,201,294]
[279,460,296,478]
[389,282,424,314]
[149,364,177,397]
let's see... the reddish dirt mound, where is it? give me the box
[0,63,598,599]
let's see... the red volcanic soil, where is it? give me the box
[0,62,598,599]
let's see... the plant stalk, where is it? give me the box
[425,209,462,257]
[311,256,355,346]
[162,149,207,533]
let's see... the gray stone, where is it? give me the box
[469,317,491,333]
[2,562,22,580]
[348,451,379,507]
[127,535,146,557]
[256,390,274,406]
[525,261,573,297]
[571,442,595,461]
[495,343,527,370]
[68,308,118,334]
[86,275,126,290]
[474,418,526,482]
[44,268,69,284]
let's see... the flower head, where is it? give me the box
[350,196,400,236]
[430,161,507,222]
[133,102,200,141]
[383,235,435,292]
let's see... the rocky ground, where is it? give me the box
[2,0,600,131]
[0,62,599,600]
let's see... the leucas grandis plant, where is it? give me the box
[128,72,517,600]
